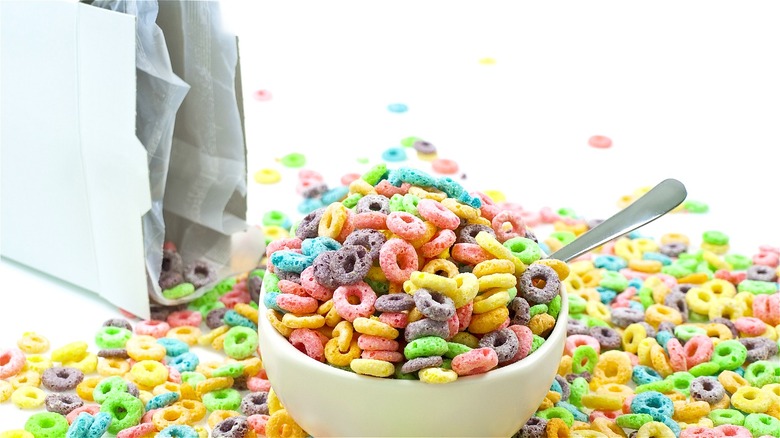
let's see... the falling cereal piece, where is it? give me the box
[479,57,496,65]
[253,89,273,101]
[482,190,506,203]
[382,147,407,162]
[401,136,420,147]
[340,173,361,186]
[254,168,282,184]
[684,200,710,214]
[417,152,437,162]
[280,153,306,168]
[588,135,612,149]
[387,103,408,113]
[357,157,370,164]
[431,158,459,175]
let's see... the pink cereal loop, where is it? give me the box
[276,293,319,314]
[278,280,310,297]
[564,334,601,356]
[340,173,361,186]
[420,229,457,259]
[679,427,718,438]
[589,410,619,422]
[248,414,271,435]
[66,404,101,424]
[665,338,688,372]
[361,350,404,362]
[457,302,474,331]
[683,335,713,369]
[752,294,780,325]
[353,212,389,230]
[733,316,767,336]
[379,238,419,284]
[289,329,325,362]
[0,348,25,379]
[417,199,460,230]
[332,282,378,322]
[754,251,780,268]
[117,423,157,438]
[220,290,252,308]
[266,238,303,258]
[141,408,159,423]
[336,209,356,243]
[713,425,752,438]
[626,352,639,367]
[247,376,272,392]
[134,320,171,338]
[375,181,410,198]
[505,324,532,364]
[357,334,399,351]
[539,206,560,224]
[622,394,635,414]
[167,310,202,328]
[451,347,499,376]
[491,210,526,243]
[431,158,459,175]
[298,169,324,182]
[300,266,334,301]
[471,192,500,221]
[447,313,460,340]
[451,243,493,265]
[167,366,182,384]
[518,210,542,228]
[619,268,651,281]
[378,311,409,329]
[385,211,427,241]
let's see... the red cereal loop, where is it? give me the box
[266,238,303,258]
[451,243,493,265]
[385,212,426,241]
[378,312,409,329]
[278,280,310,297]
[588,135,613,149]
[361,350,404,362]
[357,335,399,351]
[220,290,252,308]
[471,192,500,221]
[248,413,271,435]
[66,404,101,424]
[289,328,326,362]
[340,173,361,186]
[665,338,688,372]
[247,376,272,392]
[353,212,389,230]
[276,294,319,314]
[451,347,499,376]
[0,348,25,379]
[375,181,410,198]
[447,313,460,339]
[431,158,459,174]
[298,169,324,182]
[300,266,334,301]
[420,229,457,259]
[683,335,713,369]
[167,310,202,328]
[379,238,419,283]
[457,302,474,331]
[733,316,767,336]
[417,199,460,230]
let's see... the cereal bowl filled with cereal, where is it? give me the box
[256,166,569,437]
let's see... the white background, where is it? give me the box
[2,0,780,430]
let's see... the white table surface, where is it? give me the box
[2,0,780,431]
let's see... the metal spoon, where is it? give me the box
[548,178,687,263]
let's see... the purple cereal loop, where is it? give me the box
[356,194,391,215]
[312,251,340,290]
[213,416,250,438]
[302,182,328,199]
[588,326,622,351]
[747,264,778,282]
[41,366,84,391]
[508,297,531,326]
[343,229,386,262]
[456,224,495,244]
[159,271,184,290]
[523,229,539,244]
[240,391,269,416]
[275,270,302,284]
[517,416,547,438]
[711,317,740,339]
[162,249,184,274]
[97,349,129,359]
[565,371,592,383]
[413,289,456,322]
[184,260,216,288]
[125,381,140,398]
[479,328,519,363]
[102,318,133,331]
[295,208,326,240]
[374,293,415,313]
[659,242,687,258]
[206,308,230,330]
[412,140,437,154]
[671,283,696,295]
[518,264,561,305]
[404,318,450,342]
[232,375,249,391]
[248,275,263,303]
[689,376,725,404]
[44,393,83,415]
[566,319,590,336]
[739,337,777,362]
[663,291,689,322]
[401,356,443,374]
[638,322,657,338]
[554,375,570,401]
[609,308,645,328]
[656,321,675,334]
[329,246,372,285]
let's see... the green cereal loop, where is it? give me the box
[223,310,257,331]
[404,336,449,360]
[568,377,589,408]
[441,358,452,370]
[93,376,128,404]
[189,289,219,309]
[401,194,421,217]
[556,207,577,219]
[445,342,472,359]
[695,261,714,277]
[262,272,281,293]
[599,271,628,292]
[549,231,576,246]
[211,363,245,378]
[711,340,747,371]
[95,326,132,349]
[702,230,729,246]
[709,409,745,426]
[362,163,388,186]
[688,312,710,323]
[744,413,780,437]
[724,254,753,270]
[249,301,259,309]
[388,194,405,212]
[738,280,778,295]
[661,263,693,278]
[507,287,518,302]
[674,325,706,342]
[635,379,673,393]
[665,371,694,396]
[400,136,420,147]
[280,152,306,168]
[531,335,544,353]
[215,276,238,293]
[537,407,575,428]
[548,295,562,319]
[342,193,362,209]
[180,372,206,386]
[357,157,370,164]
[162,282,195,299]
[616,413,654,430]
[684,200,709,213]
[394,364,418,380]
[365,278,389,295]
[569,314,589,324]
[24,412,69,438]
[689,361,720,377]
[223,326,259,360]
[745,360,777,387]
[202,388,242,412]
[638,288,654,309]
[249,269,266,280]
[503,237,543,265]
[100,391,145,434]
[571,345,598,374]
[262,210,289,228]
[529,304,548,318]
[567,295,587,314]
[196,301,225,319]
[586,316,610,328]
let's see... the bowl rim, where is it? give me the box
[258,281,569,385]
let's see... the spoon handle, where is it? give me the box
[547,178,687,263]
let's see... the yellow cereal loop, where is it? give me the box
[472,289,511,314]
[701,241,729,255]
[233,303,260,324]
[568,260,594,276]
[198,325,230,346]
[195,361,223,379]
[441,197,480,220]
[0,431,34,438]
[718,370,748,395]
[126,335,166,362]
[451,332,480,349]
[735,292,754,317]
[195,377,234,397]
[596,383,633,401]
[254,168,281,184]
[572,431,608,438]
[409,270,458,295]
[702,251,732,271]
[672,400,711,422]
[318,202,348,239]
[263,226,289,242]
[365,265,388,283]
[564,272,585,293]
[537,397,553,411]
[636,421,675,438]
[240,357,264,377]
[268,387,284,414]
[529,313,556,337]
[642,276,670,304]
[403,280,420,295]
[579,270,602,288]
[581,392,623,411]
[167,326,202,346]
[466,216,492,227]
[153,405,191,429]
[350,358,395,377]
[649,344,674,378]
[644,304,683,329]
[348,177,376,196]
[63,352,98,374]
[591,351,632,385]
[558,355,573,376]
[660,233,690,246]
[51,341,88,363]
[622,323,647,354]
[175,399,207,423]
[677,272,709,285]
[407,307,424,323]
[703,323,733,341]
[23,354,52,374]
[324,304,343,327]
[475,231,526,274]
[477,273,516,292]
[266,409,307,438]
[708,297,746,321]
[9,370,41,389]
[266,310,294,338]
[732,386,773,413]
[97,357,130,377]
[421,259,460,279]
[613,237,642,261]
[685,287,715,315]
[573,288,600,303]
[637,337,659,367]
[75,376,101,401]
[10,386,45,409]
[0,380,13,402]
[193,425,209,438]
[408,186,448,201]
[533,258,570,281]
[131,360,169,388]
[473,259,515,277]
[352,317,398,339]
[409,222,438,249]
[468,306,509,334]
[628,259,663,273]
[590,417,626,437]
[449,273,479,308]
[282,313,325,329]
[211,332,227,351]
[711,393,731,410]
[324,339,361,367]
[543,237,564,253]
[586,301,611,323]
[17,332,49,354]
[153,382,181,396]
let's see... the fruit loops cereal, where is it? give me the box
[262,165,565,383]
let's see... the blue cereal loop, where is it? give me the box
[382,147,407,162]
[158,425,199,438]
[555,401,589,423]
[269,250,314,274]
[656,330,674,350]
[660,416,682,437]
[457,191,482,208]
[398,167,437,188]
[263,291,284,313]
[322,186,350,205]
[224,310,258,330]
[146,391,180,411]
[157,338,189,357]
[387,103,408,113]
[596,287,617,305]
[386,169,403,187]
[630,391,674,421]
[297,197,324,214]
[593,255,628,271]
[628,301,645,312]
[301,237,342,258]
[85,412,112,438]
[628,277,644,290]
[436,176,466,199]
[643,251,672,265]
[66,412,94,438]
[550,378,562,394]
[632,365,663,385]
[168,352,200,373]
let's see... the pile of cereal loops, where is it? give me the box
[263,165,565,381]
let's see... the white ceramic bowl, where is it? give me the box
[257,286,568,437]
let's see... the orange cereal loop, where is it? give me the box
[420,259,460,279]
[473,259,516,277]
[558,355,573,376]
[665,390,686,401]
[660,232,690,245]
[51,341,89,363]
[75,376,101,401]
[467,306,509,334]
[240,357,264,377]
[529,313,556,337]
[545,418,571,438]
[718,370,748,395]
[153,405,191,429]
[546,390,562,404]
[179,382,199,401]
[324,338,361,367]
[234,303,260,324]
[175,398,207,423]
[167,326,201,346]
[17,332,49,354]
[126,335,166,361]
[153,382,181,396]
[590,417,627,438]
[538,397,554,411]
[266,409,307,438]
[649,344,674,378]
[703,323,733,341]
[628,259,663,274]
[677,272,710,284]
[644,304,683,329]
[9,370,41,389]
[710,393,730,410]
[195,377,234,397]
[208,409,242,429]
[266,310,294,338]
[673,400,711,422]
